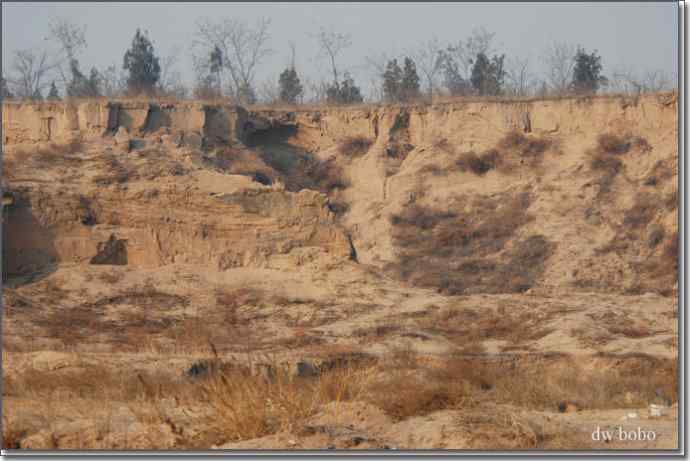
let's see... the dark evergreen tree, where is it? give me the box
[470,52,506,96]
[67,60,101,97]
[278,67,303,104]
[209,45,223,94]
[401,57,421,101]
[439,49,470,96]
[327,72,363,104]
[123,29,161,95]
[47,81,61,100]
[571,47,607,94]
[382,59,403,102]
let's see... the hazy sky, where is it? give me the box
[1,2,679,97]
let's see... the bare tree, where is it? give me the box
[48,17,87,86]
[8,49,57,99]
[258,77,281,105]
[193,17,272,102]
[610,67,673,95]
[542,42,577,95]
[445,27,496,80]
[505,56,535,97]
[363,51,392,101]
[409,37,444,100]
[315,27,352,88]
[158,46,187,97]
[100,64,127,97]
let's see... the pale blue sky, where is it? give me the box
[1,2,679,96]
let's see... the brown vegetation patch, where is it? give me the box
[414,302,555,351]
[451,132,555,176]
[390,191,552,294]
[456,150,501,175]
[338,136,373,157]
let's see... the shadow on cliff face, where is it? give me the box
[2,197,59,286]
[244,124,304,176]
[234,123,350,196]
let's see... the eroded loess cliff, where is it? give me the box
[1,93,680,450]
[2,93,679,295]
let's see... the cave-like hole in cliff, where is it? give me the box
[2,195,59,285]
[243,124,304,175]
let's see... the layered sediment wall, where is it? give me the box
[1,100,249,145]
[2,93,678,150]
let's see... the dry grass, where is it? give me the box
[3,346,678,449]
[201,363,373,442]
[14,140,84,169]
[414,302,555,351]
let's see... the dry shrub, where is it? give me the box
[499,131,550,158]
[453,132,554,176]
[390,192,551,294]
[456,150,501,175]
[597,133,633,155]
[589,133,652,195]
[623,193,657,229]
[304,157,349,192]
[338,136,373,157]
[647,225,665,248]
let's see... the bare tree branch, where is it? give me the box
[409,37,444,99]
[193,17,272,100]
[506,56,535,97]
[8,49,58,99]
[315,27,352,87]
[48,17,87,86]
[542,41,576,95]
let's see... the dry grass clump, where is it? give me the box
[201,362,373,442]
[338,136,373,157]
[390,192,551,294]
